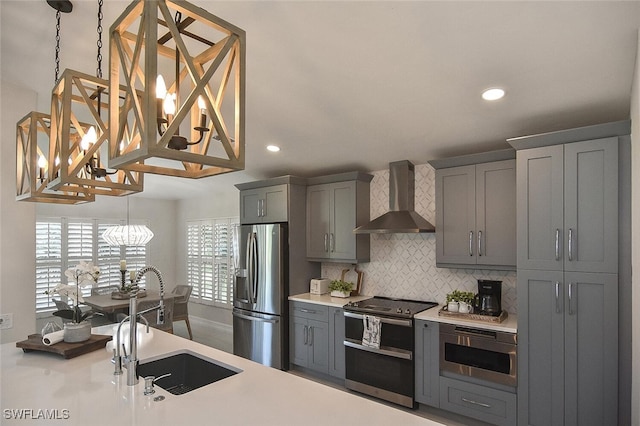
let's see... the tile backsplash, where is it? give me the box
[321,163,517,314]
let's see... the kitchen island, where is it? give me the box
[1,325,441,425]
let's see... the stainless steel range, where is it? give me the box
[343,297,438,408]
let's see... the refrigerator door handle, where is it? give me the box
[246,232,255,304]
[250,232,259,305]
[232,311,278,324]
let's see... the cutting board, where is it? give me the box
[16,334,112,359]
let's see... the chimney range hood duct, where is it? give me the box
[354,160,435,234]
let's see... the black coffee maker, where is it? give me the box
[475,279,502,316]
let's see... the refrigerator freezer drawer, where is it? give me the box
[232,308,285,370]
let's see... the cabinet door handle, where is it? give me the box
[469,231,474,256]
[299,308,316,314]
[555,282,561,313]
[568,283,574,315]
[478,230,482,256]
[323,233,328,252]
[303,325,308,345]
[330,233,335,252]
[261,199,266,217]
[309,326,314,346]
[555,229,560,261]
[568,228,574,261]
[257,199,262,218]
[461,397,491,409]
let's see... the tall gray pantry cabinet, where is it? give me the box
[508,121,630,426]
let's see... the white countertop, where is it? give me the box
[415,305,518,334]
[289,292,372,307]
[1,325,440,425]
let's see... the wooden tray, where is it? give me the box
[438,306,508,323]
[16,334,112,359]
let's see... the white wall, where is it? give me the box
[0,82,37,344]
[630,28,640,426]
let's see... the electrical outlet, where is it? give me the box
[0,313,13,329]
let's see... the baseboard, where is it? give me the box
[188,316,232,334]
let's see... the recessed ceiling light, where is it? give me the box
[482,88,505,101]
[266,145,280,152]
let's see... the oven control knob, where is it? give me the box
[396,308,402,314]
[405,309,411,315]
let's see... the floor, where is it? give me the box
[173,316,489,426]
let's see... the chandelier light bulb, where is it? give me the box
[156,75,167,99]
[198,95,206,113]
[54,155,60,166]
[163,94,176,115]
[38,155,47,169]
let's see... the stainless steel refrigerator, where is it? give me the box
[232,223,288,369]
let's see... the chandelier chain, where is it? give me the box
[54,10,61,83]
[96,0,103,79]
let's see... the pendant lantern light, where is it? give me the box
[16,111,94,204]
[15,1,94,204]
[108,0,246,178]
[47,0,144,196]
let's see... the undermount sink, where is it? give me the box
[137,350,241,395]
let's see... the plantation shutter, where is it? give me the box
[187,218,237,307]
[35,219,62,312]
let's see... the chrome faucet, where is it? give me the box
[113,314,148,376]
[111,266,165,386]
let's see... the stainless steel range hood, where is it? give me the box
[354,160,435,234]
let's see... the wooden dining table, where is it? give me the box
[83,290,176,315]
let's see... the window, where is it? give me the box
[35,217,149,314]
[187,218,238,308]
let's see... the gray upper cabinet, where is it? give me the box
[516,137,618,273]
[239,184,288,224]
[517,270,618,426]
[434,157,516,269]
[306,173,372,263]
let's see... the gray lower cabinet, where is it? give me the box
[434,159,516,269]
[328,307,345,379]
[517,270,618,426]
[239,184,288,224]
[439,376,517,426]
[515,137,618,273]
[414,320,439,407]
[290,302,329,374]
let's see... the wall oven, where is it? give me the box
[439,323,517,387]
[343,297,437,408]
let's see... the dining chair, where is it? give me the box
[138,297,174,334]
[171,285,193,340]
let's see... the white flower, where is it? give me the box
[49,283,84,304]
[65,261,100,287]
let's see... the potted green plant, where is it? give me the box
[329,280,354,298]
[45,261,100,343]
[445,290,476,313]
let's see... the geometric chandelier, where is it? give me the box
[47,68,144,196]
[108,0,246,178]
[47,0,144,196]
[16,111,94,204]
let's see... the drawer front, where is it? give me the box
[439,377,516,426]
[290,301,328,322]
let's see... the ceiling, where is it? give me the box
[2,1,639,200]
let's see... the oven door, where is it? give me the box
[439,324,517,387]
[343,311,416,408]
